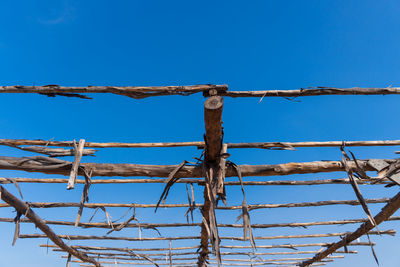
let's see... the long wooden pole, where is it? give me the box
[2,216,399,229]
[2,85,400,99]
[0,155,387,177]
[3,138,400,149]
[220,87,400,98]
[0,177,387,185]
[53,249,357,257]
[0,198,389,209]
[19,230,391,242]
[0,186,101,267]
[40,241,374,252]
[76,260,326,267]
[0,84,228,99]
[300,190,400,266]
[64,255,343,262]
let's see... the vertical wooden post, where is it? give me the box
[67,139,85,190]
[198,95,224,266]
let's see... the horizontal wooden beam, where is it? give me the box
[220,87,400,98]
[3,85,400,99]
[53,249,357,257]
[0,197,389,210]
[19,230,391,242]
[0,176,387,186]
[0,186,101,267]
[0,155,387,177]
[3,138,400,149]
[2,216,399,230]
[62,254,344,262]
[77,259,327,266]
[40,241,374,252]
[0,84,228,99]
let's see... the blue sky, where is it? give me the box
[1,1,400,266]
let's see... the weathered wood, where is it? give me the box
[0,186,101,267]
[2,216,399,230]
[78,260,327,266]
[217,144,228,195]
[220,87,400,98]
[300,190,400,266]
[53,249,357,257]
[0,176,387,185]
[63,254,343,262]
[19,230,391,242]
[204,96,223,161]
[199,95,224,267]
[3,145,96,157]
[41,241,373,252]
[1,197,388,209]
[0,84,228,99]
[67,139,85,189]
[4,138,400,149]
[0,155,386,178]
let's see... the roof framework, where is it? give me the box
[0,84,400,266]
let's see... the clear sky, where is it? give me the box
[1,1,400,267]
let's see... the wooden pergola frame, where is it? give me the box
[1,84,400,267]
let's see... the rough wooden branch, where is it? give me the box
[0,186,101,267]
[1,197,389,210]
[77,260,322,267]
[3,145,96,157]
[4,138,400,149]
[62,254,343,261]
[19,230,391,242]
[53,249,357,257]
[0,177,387,186]
[41,241,373,253]
[2,216,399,230]
[0,84,228,99]
[300,190,400,266]
[67,139,85,189]
[63,254,343,262]
[0,155,387,177]
[220,87,400,98]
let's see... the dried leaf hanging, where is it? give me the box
[12,211,22,246]
[229,161,256,250]
[66,253,72,267]
[366,233,380,265]
[107,209,138,235]
[155,160,188,212]
[184,183,196,222]
[4,177,23,199]
[340,146,379,233]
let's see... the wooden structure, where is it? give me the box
[1,84,400,267]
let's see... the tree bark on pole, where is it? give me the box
[0,186,101,267]
[0,156,387,178]
[199,95,224,266]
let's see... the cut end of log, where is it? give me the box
[204,96,223,110]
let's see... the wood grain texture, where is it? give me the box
[0,156,386,177]
[0,84,228,99]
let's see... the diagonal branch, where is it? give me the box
[0,185,101,267]
[299,190,400,266]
